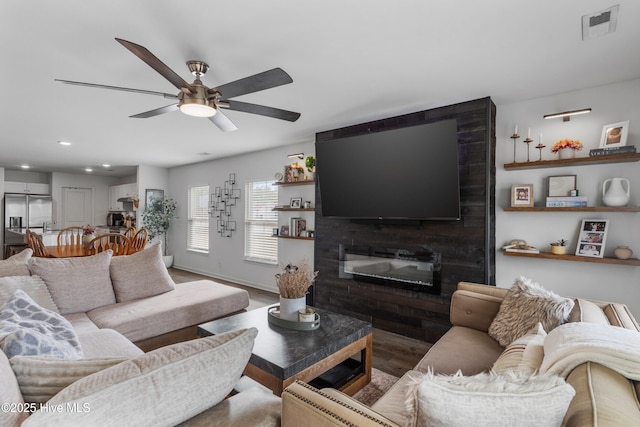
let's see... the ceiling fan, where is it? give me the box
[55,38,300,132]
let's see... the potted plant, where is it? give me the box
[550,239,568,255]
[551,139,583,160]
[275,261,318,321]
[142,196,177,267]
[305,156,316,180]
[82,224,97,247]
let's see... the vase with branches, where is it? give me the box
[142,196,177,256]
[275,261,319,321]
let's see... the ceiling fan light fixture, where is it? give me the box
[179,99,217,117]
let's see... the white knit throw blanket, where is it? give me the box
[539,322,640,380]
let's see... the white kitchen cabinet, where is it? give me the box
[4,181,50,194]
[108,183,137,211]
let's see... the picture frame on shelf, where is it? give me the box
[575,219,608,258]
[599,121,629,149]
[272,228,279,236]
[290,197,302,208]
[280,225,289,236]
[548,175,577,197]
[510,184,534,207]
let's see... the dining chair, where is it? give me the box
[130,228,148,252]
[57,226,85,247]
[87,233,131,256]
[26,230,51,257]
[124,227,137,241]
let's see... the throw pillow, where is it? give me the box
[28,250,116,314]
[109,242,176,302]
[0,248,32,278]
[0,290,83,359]
[0,275,59,313]
[405,370,575,427]
[23,328,257,427]
[488,276,574,347]
[10,355,128,404]
[492,322,546,376]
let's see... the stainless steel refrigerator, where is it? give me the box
[3,193,53,245]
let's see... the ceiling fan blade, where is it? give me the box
[225,100,300,122]
[115,38,194,94]
[212,68,293,99]
[208,110,238,132]
[130,103,179,118]
[55,79,178,99]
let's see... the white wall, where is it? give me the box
[496,78,640,317]
[169,140,315,293]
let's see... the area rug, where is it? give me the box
[352,368,400,406]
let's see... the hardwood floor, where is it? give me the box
[168,267,431,377]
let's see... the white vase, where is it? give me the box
[558,149,575,159]
[279,296,306,322]
[162,255,174,268]
[82,234,95,247]
[602,177,630,207]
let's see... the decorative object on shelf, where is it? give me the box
[575,219,608,258]
[275,262,318,321]
[298,307,316,322]
[510,125,520,163]
[307,230,314,238]
[614,246,633,260]
[548,175,577,197]
[303,201,312,209]
[131,194,139,208]
[209,173,240,237]
[599,121,629,149]
[551,139,583,159]
[288,162,305,182]
[550,239,569,255]
[267,306,320,330]
[305,156,316,181]
[589,145,637,157]
[535,142,546,161]
[502,239,539,254]
[279,225,289,236]
[510,184,534,207]
[543,108,591,122]
[523,128,533,162]
[602,177,630,207]
[142,195,178,264]
[290,217,306,237]
[82,224,97,247]
[290,197,302,208]
[275,171,284,182]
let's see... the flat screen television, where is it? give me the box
[316,118,460,220]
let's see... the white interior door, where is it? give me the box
[62,187,93,228]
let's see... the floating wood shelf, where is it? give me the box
[272,207,315,212]
[504,206,640,212]
[273,180,315,186]
[273,235,314,241]
[504,153,640,170]
[503,251,640,266]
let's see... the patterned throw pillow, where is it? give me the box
[492,323,546,376]
[0,290,83,359]
[0,248,32,278]
[488,277,574,347]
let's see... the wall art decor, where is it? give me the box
[209,173,241,237]
[510,184,534,208]
[599,121,629,149]
[575,219,608,258]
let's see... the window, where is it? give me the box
[244,180,278,263]
[187,185,209,253]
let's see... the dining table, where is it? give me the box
[46,245,139,258]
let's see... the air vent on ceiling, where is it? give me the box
[582,4,619,40]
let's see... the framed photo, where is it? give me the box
[511,184,534,207]
[599,121,629,149]
[290,197,302,208]
[280,225,289,236]
[575,219,609,258]
[548,175,577,197]
[145,189,164,211]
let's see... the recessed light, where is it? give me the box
[58,141,72,146]
[102,164,111,168]
[85,168,93,172]
[21,164,30,169]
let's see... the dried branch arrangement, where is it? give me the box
[275,262,319,299]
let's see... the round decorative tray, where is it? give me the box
[267,306,321,331]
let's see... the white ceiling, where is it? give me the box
[1,1,639,177]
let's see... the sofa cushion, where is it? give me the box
[75,328,144,359]
[28,250,116,315]
[0,290,83,359]
[414,326,503,376]
[0,248,32,278]
[370,369,423,425]
[564,362,640,427]
[110,243,176,302]
[492,323,546,376]
[0,350,29,427]
[0,275,59,312]
[87,279,250,343]
[405,370,575,427]
[488,276,574,347]
[604,303,640,331]
[23,328,258,427]
[568,298,610,324]
[10,355,128,404]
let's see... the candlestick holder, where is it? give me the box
[535,143,546,161]
[523,137,533,162]
[510,133,520,163]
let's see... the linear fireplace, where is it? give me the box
[339,245,441,294]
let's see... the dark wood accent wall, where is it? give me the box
[312,97,496,343]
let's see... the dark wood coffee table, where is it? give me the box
[198,304,372,396]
